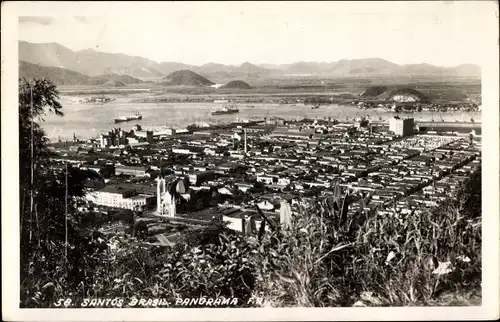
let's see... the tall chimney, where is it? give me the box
[244,129,247,154]
[156,178,162,215]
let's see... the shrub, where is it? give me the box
[351,203,481,305]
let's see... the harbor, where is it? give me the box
[42,100,481,142]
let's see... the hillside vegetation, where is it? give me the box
[20,61,142,86]
[378,87,429,102]
[222,80,252,89]
[360,85,429,102]
[102,80,126,87]
[99,73,143,85]
[19,61,107,86]
[159,70,215,87]
[360,86,389,97]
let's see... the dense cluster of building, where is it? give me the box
[355,100,481,113]
[50,115,481,246]
[68,96,115,104]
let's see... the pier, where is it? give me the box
[417,121,481,128]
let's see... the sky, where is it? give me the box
[16,1,494,67]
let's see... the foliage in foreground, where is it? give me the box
[19,78,107,307]
[19,78,481,308]
[251,171,481,307]
[22,171,481,308]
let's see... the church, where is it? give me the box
[156,175,219,217]
[156,175,186,217]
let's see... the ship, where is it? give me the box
[311,105,320,109]
[211,103,239,115]
[114,112,142,123]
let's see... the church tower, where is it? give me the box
[156,177,176,217]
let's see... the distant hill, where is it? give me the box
[450,64,481,78]
[193,62,274,81]
[19,61,142,86]
[157,62,196,75]
[362,86,429,102]
[279,61,333,74]
[258,59,481,79]
[360,86,389,97]
[19,42,76,70]
[195,63,234,80]
[235,62,272,77]
[329,58,400,77]
[19,41,164,79]
[99,73,143,84]
[221,80,252,89]
[101,66,164,79]
[197,63,232,74]
[400,63,445,76]
[158,70,214,86]
[382,88,428,102]
[397,63,481,78]
[265,59,399,76]
[102,79,126,87]
[19,60,107,85]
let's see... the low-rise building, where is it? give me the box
[188,171,215,185]
[86,185,155,210]
[115,165,149,177]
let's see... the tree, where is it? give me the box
[19,78,63,247]
[19,78,102,307]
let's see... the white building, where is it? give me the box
[86,186,153,210]
[389,117,414,137]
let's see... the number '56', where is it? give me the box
[54,299,72,307]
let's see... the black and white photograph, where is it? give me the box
[2,1,499,321]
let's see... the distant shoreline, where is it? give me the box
[42,103,481,143]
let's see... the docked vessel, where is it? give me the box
[311,105,320,109]
[114,112,142,123]
[211,103,239,115]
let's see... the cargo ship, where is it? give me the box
[211,103,239,115]
[114,112,142,123]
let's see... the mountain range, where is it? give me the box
[19,41,481,82]
[19,61,145,86]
